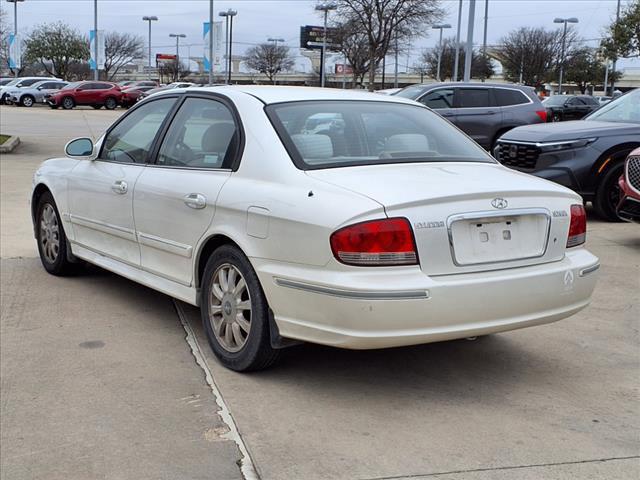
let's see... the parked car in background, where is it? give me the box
[617,147,640,223]
[494,89,640,221]
[120,85,156,108]
[139,82,196,99]
[596,96,612,107]
[31,86,598,371]
[124,80,158,89]
[377,87,402,95]
[6,80,68,107]
[0,78,13,87]
[118,81,136,87]
[0,76,61,104]
[47,81,123,110]
[542,95,600,122]
[393,82,547,150]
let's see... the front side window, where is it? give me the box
[419,88,454,109]
[267,101,493,169]
[100,97,175,164]
[157,97,239,169]
[457,88,490,108]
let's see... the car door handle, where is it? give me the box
[184,193,207,209]
[111,180,128,194]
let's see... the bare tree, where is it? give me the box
[103,32,145,81]
[491,26,578,88]
[331,0,443,90]
[24,22,89,80]
[159,60,190,83]
[333,20,372,87]
[245,43,295,84]
[421,38,494,81]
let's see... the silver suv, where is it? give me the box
[394,82,548,150]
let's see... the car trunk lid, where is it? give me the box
[307,162,578,275]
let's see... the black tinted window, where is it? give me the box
[419,89,454,109]
[457,89,490,108]
[494,88,528,106]
[20,79,42,87]
[96,83,113,90]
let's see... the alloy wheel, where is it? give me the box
[209,263,252,353]
[39,204,60,264]
[62,97,74,109]
[22,96,34,107]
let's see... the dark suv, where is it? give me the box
[542,95,600,122]
[393,82,547,149]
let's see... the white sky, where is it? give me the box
[2,0,637,73]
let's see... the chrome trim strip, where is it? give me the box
[137,232,193,258]
[446,208,552,267]
[579,263,600,277]
[274,278,429,300]
[69,214,136,241]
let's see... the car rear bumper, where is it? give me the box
[255,248,599,349]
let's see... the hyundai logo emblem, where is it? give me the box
[491,198,508,209]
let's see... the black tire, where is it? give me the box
[552,112,562,122]
[200,245,280,372]
[92,105,102,110]
[36,192,77,276]
[21,95,35,107]
[104,97,118,110]
[594,162,625,222]
[61,96,75,110]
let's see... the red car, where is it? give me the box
[617,147,640,223]
[47,81,122,110]
[120,85,156,108]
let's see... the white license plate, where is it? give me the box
[449,213,549,265]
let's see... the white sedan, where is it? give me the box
[31,86,599,371]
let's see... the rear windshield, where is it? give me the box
[267,100,494,170]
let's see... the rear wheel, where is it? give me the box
[61,96,75,110]
[21,95,35,107]
[594,162,625,222]
[104,97,118,110]
[200,245,280,372]
[36,192,76,275]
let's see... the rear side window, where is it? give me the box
[157,97,239,169]
[19,79,42,87]
[457,88,490,108]
[100,97,175,164]
[419,88,454,109]
[494,88,529,106]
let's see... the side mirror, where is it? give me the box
[37,86,43,90]
[65,137,95,159]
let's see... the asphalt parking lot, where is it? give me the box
[1,104,639,480]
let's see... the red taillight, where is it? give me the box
[536,110,548,122]
[567,204,586,247]
[330,218,418,266]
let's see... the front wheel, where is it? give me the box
[104,97,118,110]
[594,162,625,222]
[61,97,75,110]
[21,95,35,107]
[36,192,77,275]
[200,245,280,372]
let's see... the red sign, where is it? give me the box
[335,64,353,74]
[156,53,177,61]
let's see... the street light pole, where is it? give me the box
[268,38,285,85]
[610,0,621,96]
[208,0,214,85]
[219,11,230,83]
[227,10,237,84]
[6,0,24,78]
[315,2,337,88]
[453,0,463,82]
[481,0,489,82]
[94,0,98,80]
[432,24,451,81]
[553,17,579,94]
[169,33,186,82]
[142,16,158,81]
[463,0,476,82]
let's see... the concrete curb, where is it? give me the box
[0,135,20,153]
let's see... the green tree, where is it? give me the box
[24,22,89,80]
[421,38,494,81]
[601,0,640,60]
[491,26,578,88]
[564,47,622,93]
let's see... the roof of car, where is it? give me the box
[400,82,534,90]
[157,85,419,105]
